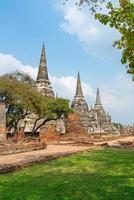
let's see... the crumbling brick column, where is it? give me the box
[40,124,60,144]
[0,102,6,142]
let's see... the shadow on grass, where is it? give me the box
[0,149,134,200]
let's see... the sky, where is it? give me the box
[0,0,133,125]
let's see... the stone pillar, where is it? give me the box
[0,102,6,142]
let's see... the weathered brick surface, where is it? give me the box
[61,113,133,145]
[61,113,91,144]
[66,113,88,135]
[0,127,6,132]
[0,102,6,142]
[0,142,47,155]
[40,125,60,144]
[109,140,134,149]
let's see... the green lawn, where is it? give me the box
[0,149,134,200]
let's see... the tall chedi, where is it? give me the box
[35,43,54,98]
[72,71,88,112]
[93,88,112,132]
[94,88,102,109]
[94,88,108,118]
[72,71,89,129]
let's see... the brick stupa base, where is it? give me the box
[61,113,92,145]
[40,124,60,145]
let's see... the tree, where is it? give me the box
[1,70,34,85]
[96,0,134,80]
[64,0,134,80]
[0,73,72,134]
[31,98,72,134]
[113,122,123,129]
[0,77,44,133]
[63,0,105,12]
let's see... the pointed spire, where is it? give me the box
[75,70,83,97]
[95,88,102,106]
[37,43,49,81]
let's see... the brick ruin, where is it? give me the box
[61,113,93,145]
[40,124,60,145]
[0,102,6,142]
[0,44,134,152]
[22,44,114,136]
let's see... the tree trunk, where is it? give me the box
[32,118,49,135]
[31,118,41,135]
[32,116,59,135]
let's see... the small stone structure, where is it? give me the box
[0,102,6,142]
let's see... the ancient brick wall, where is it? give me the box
[0,102,6,142]
[0,142,47,155]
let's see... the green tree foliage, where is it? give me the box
[96,0,134,80]
[113,122,123,129]
[63,0,104,12]
[0,77,44,133]
[0,72,72,134]
[32,98,72,134]
[64,0,134,80]
[1,70,34,85]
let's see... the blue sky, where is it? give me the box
[0,0,133,125]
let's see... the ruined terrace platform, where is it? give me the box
[0,136,134,174]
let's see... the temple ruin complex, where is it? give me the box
[1,44,128,136]
[20,44,115,134]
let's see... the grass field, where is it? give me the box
[0,149,134,200]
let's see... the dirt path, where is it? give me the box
[0,136,133,174]
[0,145,96,174]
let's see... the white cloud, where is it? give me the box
[21,65,38,79]
[0,52,93,100]
[0,53,38,79]
[59,3,100,43]
[100,74,134,124]
[0,52,133,125]
[51,75,94,100]
[56,0,120,60]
